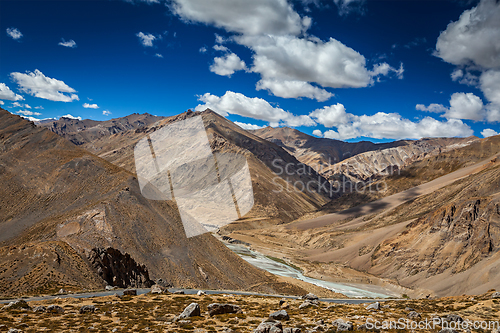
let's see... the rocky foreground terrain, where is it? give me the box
[1,289,500,332]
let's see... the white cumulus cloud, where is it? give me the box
[195,91,315,127]
[6,27,22,40]
[433,0,500,126]
[417,92,490,122]
[210,53,247,77]
[416,103,448,113]
[61,114,82,120]
[168,0,401,100]
[370,62,404,80]
[58,39,77,48]
[102,110,112,116]
[312,129,322,137]
[234,121,266,130]
[0,83,24,101]
[213,44,229,52]
[480,70,500,106]
[256,79,333,102]
[309,104,350,127]
[16,110,41,116]
[435,0,500,69]
[481,128,499,137]
[240,34,371,89]
[445,92,485,121]
[136,32,157,47]
[10,70,79,102]
[170,0,309,36]
[83,103,99,109]
[322,112,473,140]
[236,34,401,100]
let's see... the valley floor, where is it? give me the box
[1,290,499,332]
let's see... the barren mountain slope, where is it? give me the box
[369,159,500,296]
[303,135,489,218]
[0,108,307,297]
[38,113,164,145]
[252,126,404,170]
[323,137,478,183]
[252,127,477,184]
[82,110,332,227]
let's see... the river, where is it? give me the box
[225,243,397,299]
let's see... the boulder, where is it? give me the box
[47,305,64,314]
[155,278,173,288]
[57,289,66,294]
[105,285,115,291]
[303,293,319,301]
[33,306,47,313]
[269,310,289,321]
[254,319,283,333]
[2,300,30,311]
[444,314,463,322]
[79,305,96,314]
[208,303,241,316]
[177,303,201,319]
[150,284,164,294]
[298,301,318,309]
[491,292,500,299]
[408,311,421,319]
[365,302,380,310]
[123,289,137,296]
[173,290,185,295]
[197,290,206,296]
[332,319,353,331]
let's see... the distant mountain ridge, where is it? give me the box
[38,113,164,145]
[252,126,478,183]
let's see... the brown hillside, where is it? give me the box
[0,108,307,297]
[81,109,332,227]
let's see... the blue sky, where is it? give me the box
[1,0,499,142]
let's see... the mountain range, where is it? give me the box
[2,107,499,298]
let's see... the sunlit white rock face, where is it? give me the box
[322,139,478,183]
[134,115,254,238]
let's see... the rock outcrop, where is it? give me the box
[88,247,153,288]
